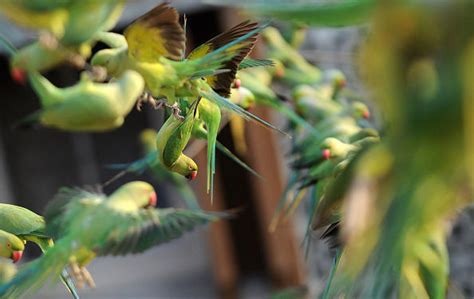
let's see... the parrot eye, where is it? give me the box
[7,243,10,248]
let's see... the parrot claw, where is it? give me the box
[69,262,85,289]
[81,267,96,289]
[169,102,184,121]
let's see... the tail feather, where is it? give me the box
[216,141,261,179]
[199,86,289,137]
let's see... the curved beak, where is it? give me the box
[11,68,26,85]
[11,251,23,263]
[363,110,370,120]
[185,170,198,181]
[148,191,157,207]
[322,149,331,160]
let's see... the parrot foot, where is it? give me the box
[169,102,185,121]
[136,93,155,111]
[81,267,96,289]
[69,262,85,289]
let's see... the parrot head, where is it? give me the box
[272,59,285,78]
[320,137,350,161]
[230,87,255,110]
[351,101,370,120]
[326,69,346,91]
[171,155,198,181]
[0,230,24,263]
[109,181,157,209]
[91,49,121,76]
[292,84,315,102]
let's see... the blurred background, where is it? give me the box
[0,1,472,298]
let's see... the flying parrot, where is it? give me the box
[0,0,126,81]
[15,70,144,131]
[0,203,83,297]
[0,181,225,298]
[91,3,285,136]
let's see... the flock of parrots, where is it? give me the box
[0,0,469,299]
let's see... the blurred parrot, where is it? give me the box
[0,203,86,297]
[15,70,144,132]
[0,181,225,298]
[91,3,285,135]
[0,258,16,285]
[211,0,376,27]
[0,0,125,80]
[0,230,23,264]
[262,27,322,85]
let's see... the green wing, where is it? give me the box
[0,204,46,237]
[95,208,225,256]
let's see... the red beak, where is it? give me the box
[11,68,26,85]
[232,79,241,89]
[11,251,23,263]
[186,170,198,181]
[363,110,370,120]
[148,192,157,207]
[322,149,331,160]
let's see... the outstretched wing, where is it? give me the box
[188,21,259,97]
[95,208,226,256]
[44,187,105,239]
[125,3,185,62]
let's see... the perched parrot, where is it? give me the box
[139,129,200,210]
[0,203,81,297]
[155,101,199,180]
[0,181,225,298]
[262,27,322,85]
[0,0,126,80]
[15,70,144,132]
[91,3,285,135]
[0,230,23,264]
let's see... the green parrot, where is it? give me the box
[0,181,225,298]
[218,0,375,27]
[15,70,144,131]
[1,0,125,81]
[0,230,24,264]
[155,101,199,180]
[139,129,200,210]
[262,27,322,85]
[193,98,220,200]
[91,4,285,135]
[0,203,81,298]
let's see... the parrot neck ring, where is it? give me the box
[11,250,23,263]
